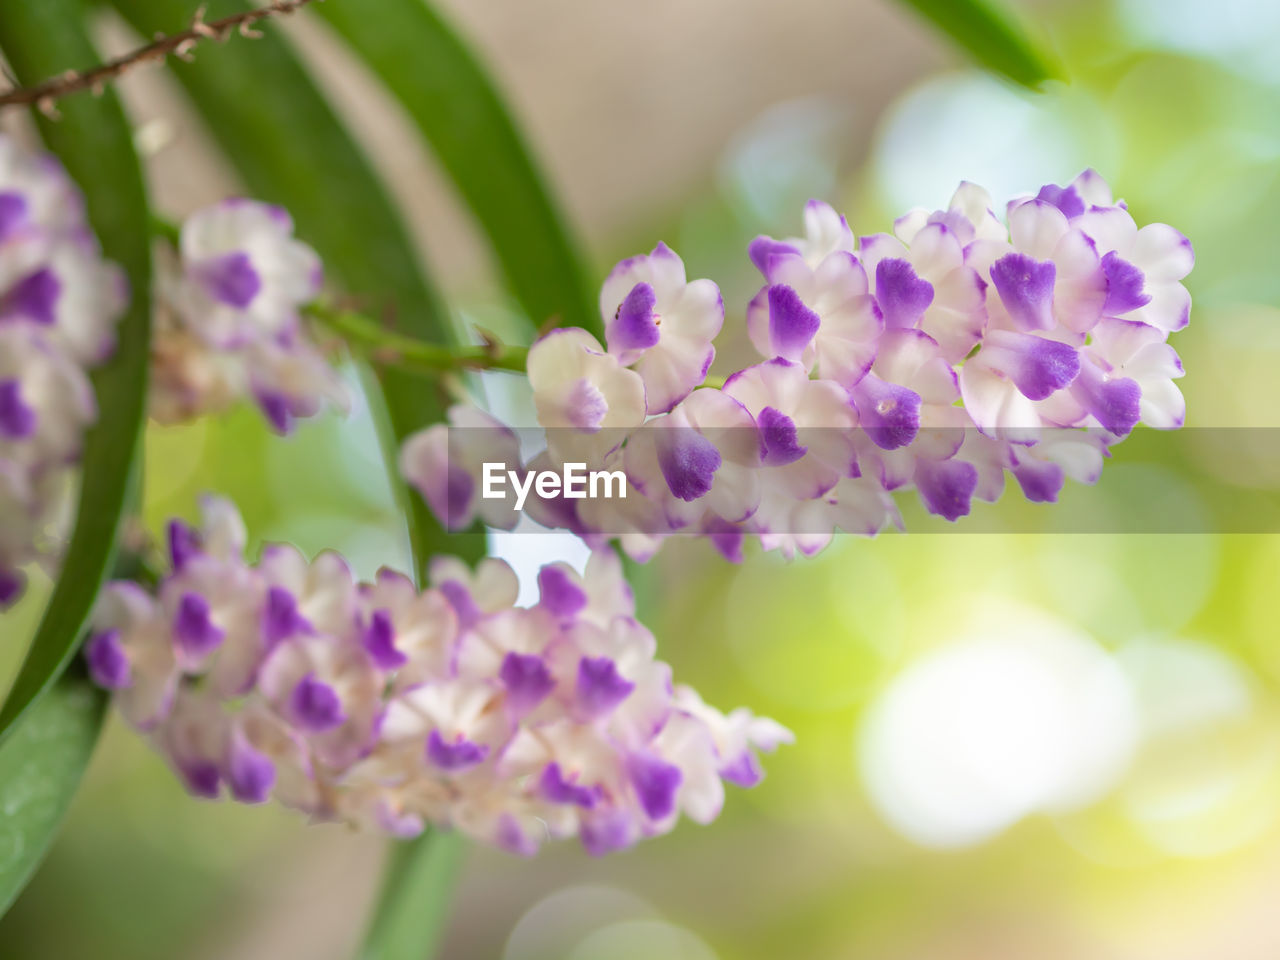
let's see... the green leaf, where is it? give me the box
[359,831,467,960]
[0,0,152,745]
[316,0,598,338]
[110,0,485,575]
[892,0,1059,89]
[0,677,106,916]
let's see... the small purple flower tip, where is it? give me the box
[876,258,934,329]
[565,378,609,432]
[1034,183,1085,220]
[167,519,201,571]
[576,656,635,718]
[0,268,61,326]
[0,379,37,439]
[227,736,276,804]
[426,729,490,772]
[181,760,222,799]
[199,250,262,309]
[438,579,481,630]
[289,672,346,732]
[85,629,131,689]
[720,751,764,788]
[854,376,922,451]
[608,281,661,354]
[627,752,683,821]
[174,591,225,658]
[500,651,556,715]
[0,191,29,244]
[767,284,821,358]
[991,252,1057,331]
[262,586,310,646]
[363,609,407,670]
[757,406,807,466]
[540,762,602,808]
[0,566,24,609]
[537,566,588,619]
[658,429,722,502]
[1101,251,1152,316]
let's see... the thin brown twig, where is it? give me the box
[0,0,322,116]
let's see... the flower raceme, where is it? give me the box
[151,198,348,433]
[0,134,128,608]
[86,497,789,855]
[404,173,1192,560]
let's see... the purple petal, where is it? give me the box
[757,406,807,466]
[915,458,978,521]
[748,236,799,278]
[85,629,131,689]
[875,258,934,329]
[442,463,475,531]
[1012,458,1064,503]
[565,378,609,432]
[426,729,489,772]
[289,672,346,732]
[363,609,407,670]
[438,579,481,631]
[627,752,683,820]
[704,517,745,563]
[607,281,661,354]
[262,586,311,646]
[720,751,764,788]
[0,566,24,609]
[173,591,225,658]
[255,389,294,435]
[0,379,36,439]
[983,331,1080,400]
[537,566,588,618]
[0,268,61,326]
[990,253,1056,331]
[179,760,221,799]
[767,284,820,358]
[0,191,29,244]
[853,375,921,450]
[199,251,262,309]
[576,656,635,718]
[167,519,201,571]
[1101,251,1151,315]
[500,651,555,715]
[658,429,722,502]
[539,762,602,808]
[581,811,635,856]
[226,735,276,803]
[1035,183,1085,220]
[1071,364,1141,436]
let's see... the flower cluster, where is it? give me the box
[0,135,128,608]
[151,199,347,433]
[86,497,788,854]
[405,172,1191,559]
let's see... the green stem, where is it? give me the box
[305,301,529,376]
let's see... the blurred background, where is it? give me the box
[4,0,1280,956]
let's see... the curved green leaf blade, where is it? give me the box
[316,0,598,338]
[110,0,484,575]
[0,0,152,745]
[360,831,466,960]
[0,676,105,915]
[893,0,1059,89]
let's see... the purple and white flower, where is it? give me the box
[407,172,1193,561]
[89,497,787,855]
[0,134,127,609]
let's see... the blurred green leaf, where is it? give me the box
[360,831,467,960]
[0,0,152,744]
[110,0,485,575]
[0,677,105,916]
[316,0,598,338]
[892,0,1059,89]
